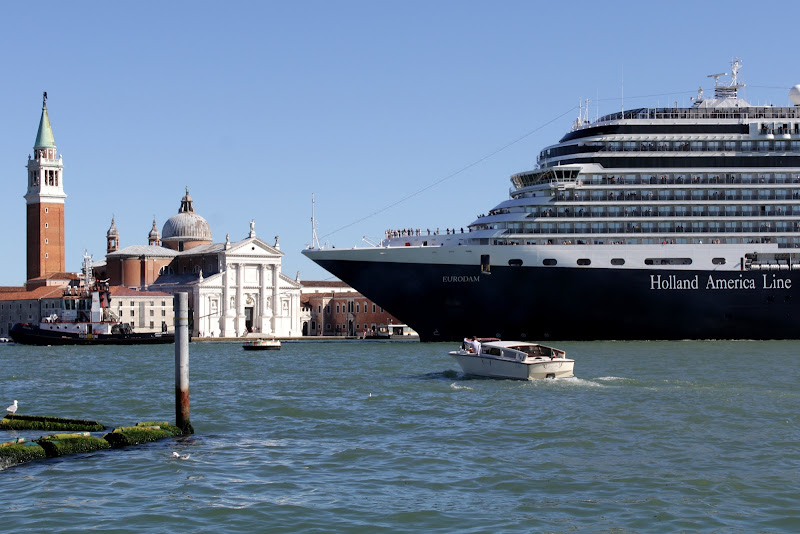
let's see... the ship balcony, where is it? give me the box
[534,207,799,218]
[516,225,798,235]
[557,192,800,202]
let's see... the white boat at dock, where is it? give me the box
[449,340,574,380]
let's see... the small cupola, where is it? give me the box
[148,217,161,246]
[106,216,119,253]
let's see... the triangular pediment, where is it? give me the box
[224,237,283,258]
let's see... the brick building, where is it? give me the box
[300,280,404,337]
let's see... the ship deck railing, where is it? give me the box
[581,175,799,186]
[589,106,800,125]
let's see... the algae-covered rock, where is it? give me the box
[35,433,111,457]
[0,442,47,469]
[103,425,176,447]
[0,414,105,432]
[135,421,184,436]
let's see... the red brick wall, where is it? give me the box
[304,292,402,336]
[26,202,65,280]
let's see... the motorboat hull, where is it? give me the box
[449,351,574,380]
[242,342,281,351]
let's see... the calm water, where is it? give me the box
[1,339,799,533]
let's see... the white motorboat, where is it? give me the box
[449,340,574,380]
[242,338,281,351]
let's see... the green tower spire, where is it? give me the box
[34,91,56,149]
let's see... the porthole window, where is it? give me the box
[645,258,693,266]
[712,258,726,265]
[542,259,557,266]
[577,259,591,266]
[508,259,523,267]
[611,258,625,265]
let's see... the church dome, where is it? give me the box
[161,188,212,249]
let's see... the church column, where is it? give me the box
[271,263,280,333]
[220,264,230,337]
[259,264,269,334]
[236,263,244,336]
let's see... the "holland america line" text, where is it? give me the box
[649,274,792,290]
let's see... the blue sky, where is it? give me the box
[1,1,798,285]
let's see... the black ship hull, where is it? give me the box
[10,324,175,346]
[312,259,800,342]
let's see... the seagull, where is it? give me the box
[6,400,17,416]
[171,451,191,460]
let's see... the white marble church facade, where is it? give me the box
[104,189,301,338]
[193,233,301,338]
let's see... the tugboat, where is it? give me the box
[10,253,175,346]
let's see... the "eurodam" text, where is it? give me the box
[443,275,480,282]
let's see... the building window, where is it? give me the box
[150,321,154,329]
[131,310,135,316]
[372,304,376,313]
[45,223,49,228]
[150,310,154,316]
[162,310,166,316]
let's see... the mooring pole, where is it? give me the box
[174,292,193,434]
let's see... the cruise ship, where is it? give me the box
[303,61,800,342]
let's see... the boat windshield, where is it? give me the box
[509,345,554,357]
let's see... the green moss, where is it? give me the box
[103,426,175,448]
[0,442,47,469]
[0,414,105,432]
[35,434,111,457]
[135,421,184,436]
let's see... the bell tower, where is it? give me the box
[25,92,66,280]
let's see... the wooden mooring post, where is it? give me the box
[174,292,194,434]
